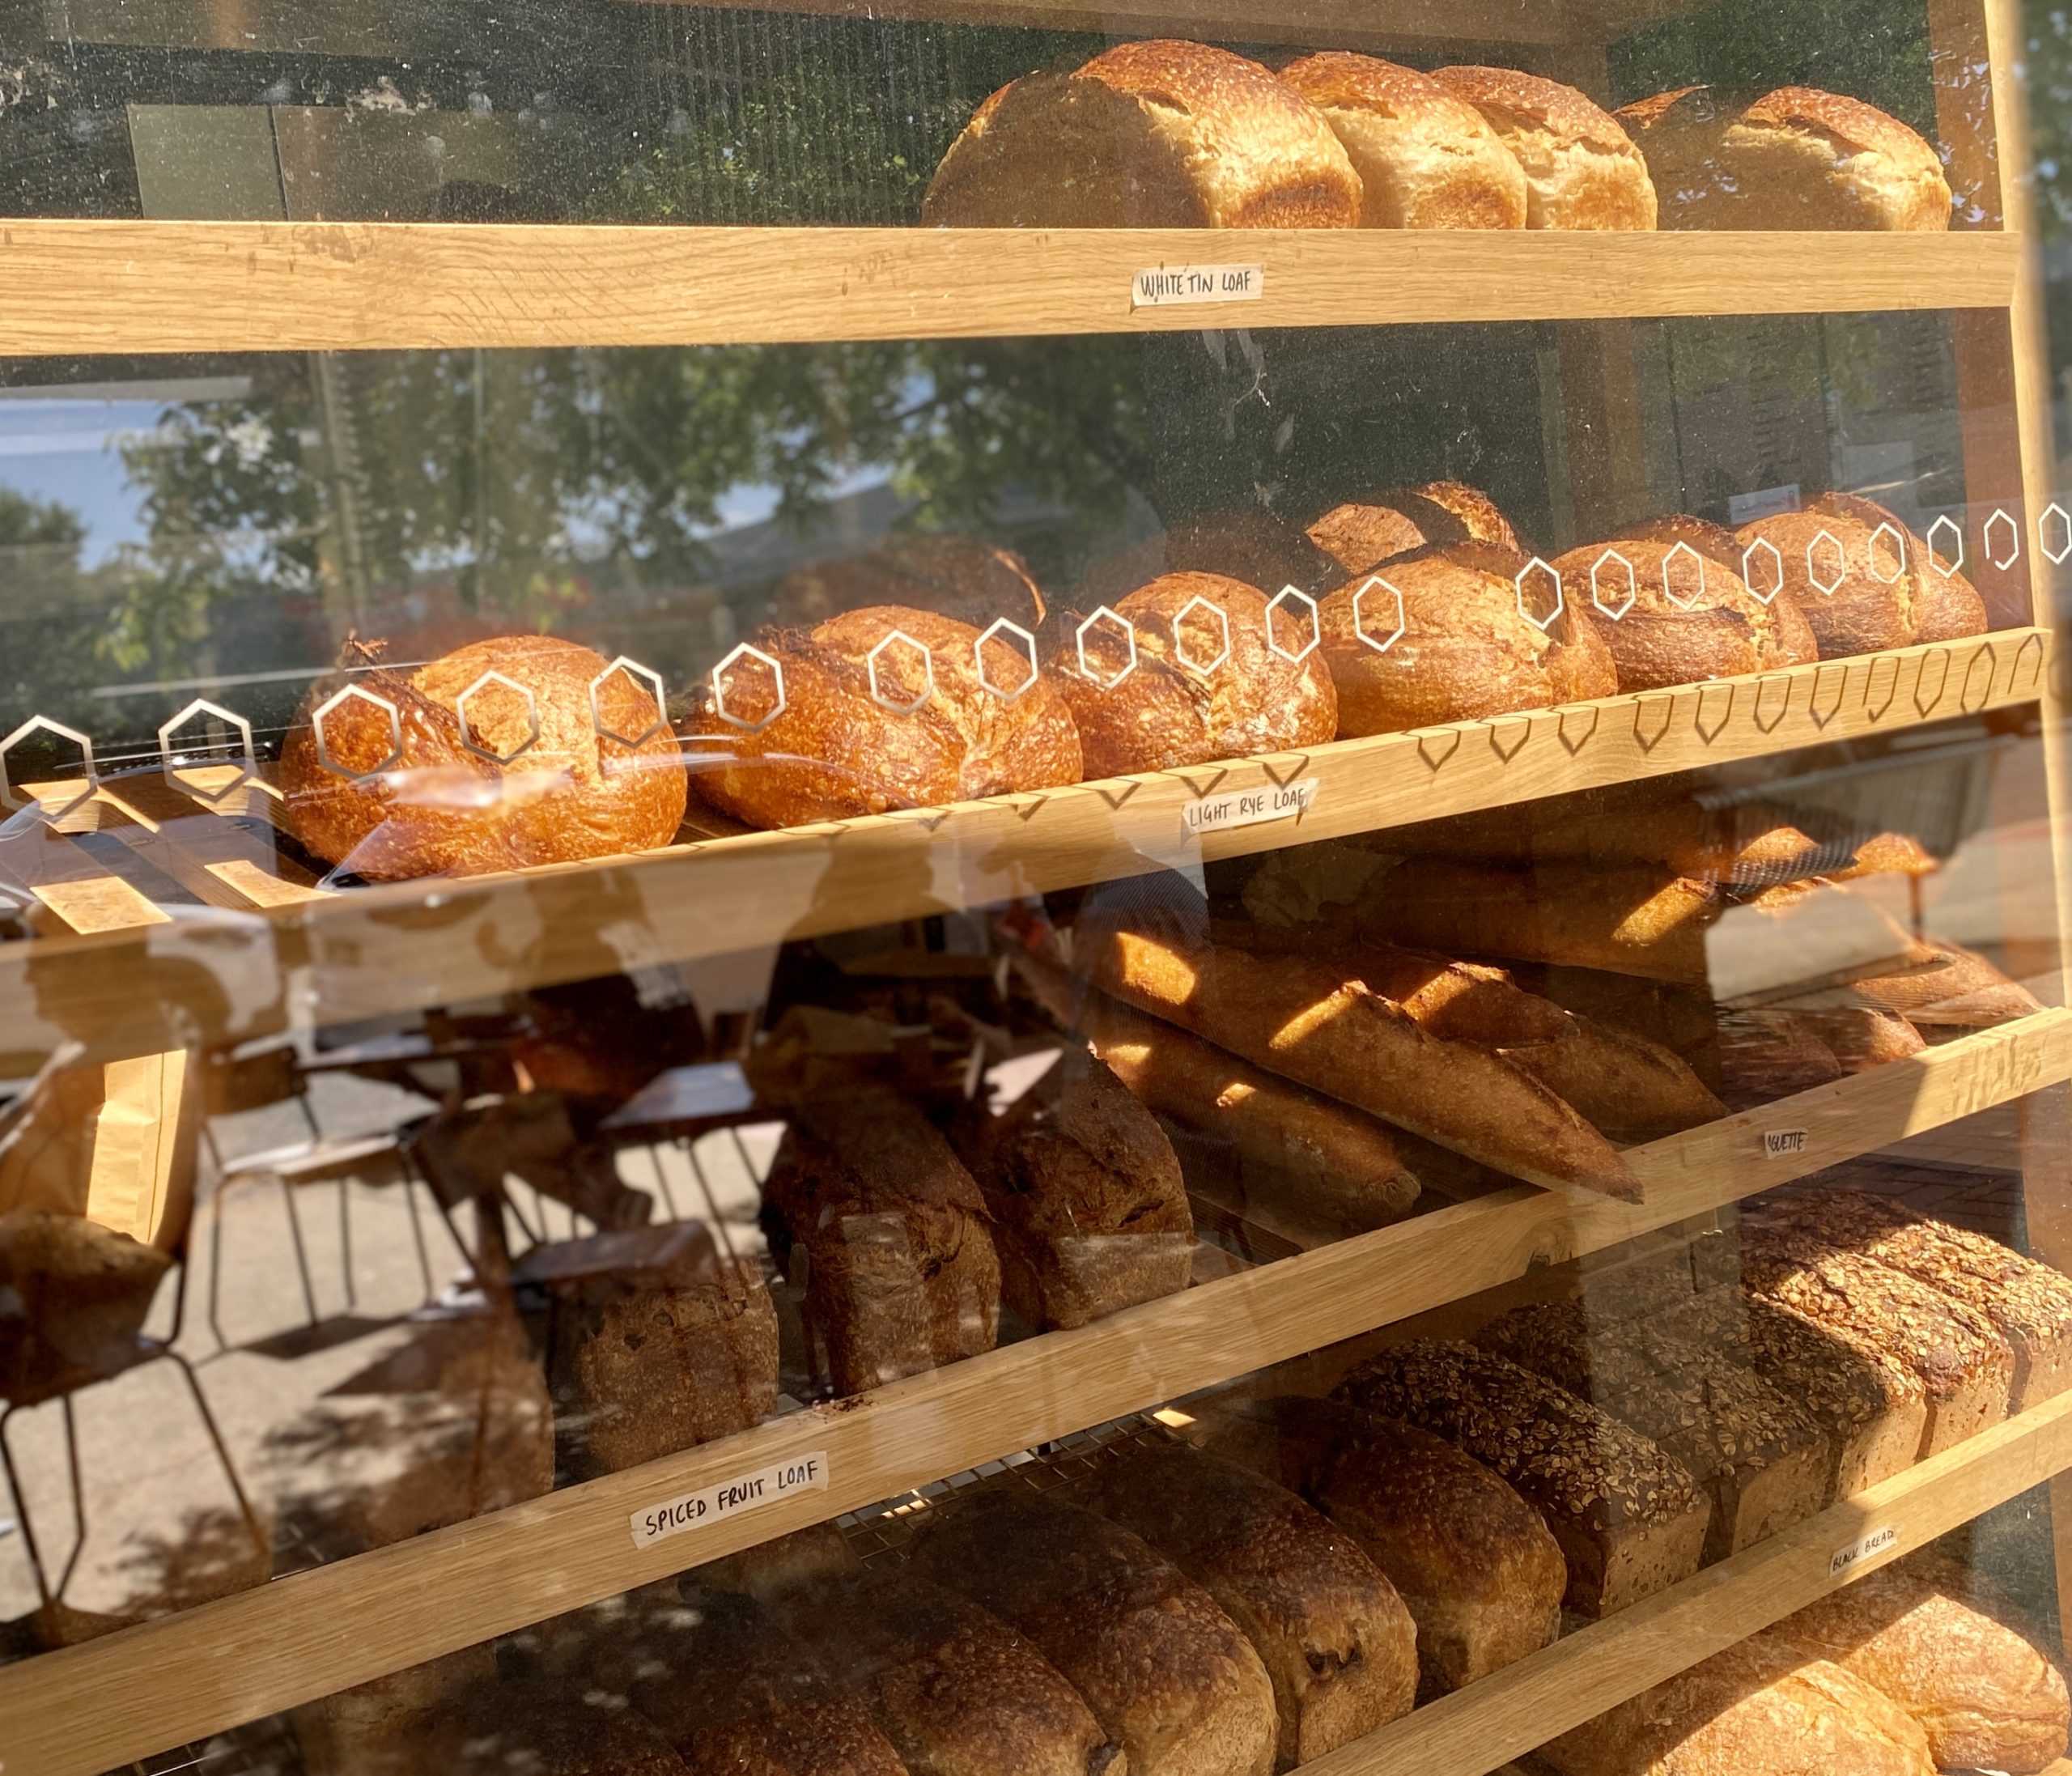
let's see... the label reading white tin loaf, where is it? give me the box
[1182,778,1317,839]
[1764,1128,1809,1158]
[630,1451,829,1550]
[1829,1524,1898,1578]
[1132,264,1265,308]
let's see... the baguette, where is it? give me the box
[1088,1443,1417,1766]
[1849,937,2044,1028]
[1082,920,1640,1200]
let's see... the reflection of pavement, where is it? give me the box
[0,1073,772,1628]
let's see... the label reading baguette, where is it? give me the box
[1182,778,1318,839]
[1764,1128,1810,1158]
[1829,1524,1898,1577]
[629,1451,829,1551]
[1132,264,1265,308]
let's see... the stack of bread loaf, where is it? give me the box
[921,40,1947,236]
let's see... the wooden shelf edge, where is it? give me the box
[0,628,2046,1074]
[4,1009,2066,1776]
[0,223,2020,355]
[1307,1383,2072,1776]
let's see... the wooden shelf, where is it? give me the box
[0,223,2020,356]
[0,628,2045,1076]
[5,1007,2066,1776]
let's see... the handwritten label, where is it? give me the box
[1830,1524,1898,1577]
[1132,264,1265,308]
[1182,778,1318,839]
[1764,1128,1809,1158]
[630,1451,829,1551]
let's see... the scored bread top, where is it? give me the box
[1743,85,1942,168]
[1308,482,1521,575]
[1433,66,1640,151]
[1432,66,1655,229]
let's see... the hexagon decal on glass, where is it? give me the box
[1590,549,1636,622]
[2041,503,2072,567]
[0,715,97,813]
[1662,541,1707,611]
[1516,557,1564,634]
[1926,514,1966,578]
[867,629,935,716]
[1805,529,1848,597]
[1076,606,1138,690]
[1352,576,1406,654]
[711,643,787,733]
[157,698,257,802]
[1985,508,2022,572]
[974,618,1039,703]
[1866,521,1907,585]
[1742,536,1786,605]
[312,683,403,781]
[455,671,541,765]
[1172,595,1232,677]
[1265,584,1319,664]
[590,655,668,749]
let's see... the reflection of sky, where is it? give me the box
[0,397,168,566]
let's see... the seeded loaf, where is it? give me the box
[762,1090,1000,1396]
[923,40,1363,229]
[1475,1302,1830,1561]
[1335,1339,1710,1617]
[1430,66,1657,229]
[1087,1443,1417,1766]
[1306,481,1522,574]
[1738,1223,2015,1455]
[1746,1190,2072,1409]
[949,1047,1194,1331]
[1768,1557,2071,1773]
[1203,1394,1565,1694]
[908,1488,1277,1776]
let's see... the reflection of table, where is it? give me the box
[600,1061,758,1141]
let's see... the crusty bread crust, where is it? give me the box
[923,40,1362,229]
[1280,52,1526,229]
[1432,66,1656,230]
[1306,481,1521,575]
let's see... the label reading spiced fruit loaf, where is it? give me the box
[629,1451,830,1550]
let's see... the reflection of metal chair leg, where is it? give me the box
[168,1352,270,1569]
[205,1183,234,1355]
[402,1175,437,1307]
[0,1404,55,1613]
[648,1143,682,1222]
[54,1396,87,1599]
[279,1176,321,1327]
[688,1141,741,1266]
[338,1179,357,1312]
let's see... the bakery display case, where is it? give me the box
[6,0,2072,1773]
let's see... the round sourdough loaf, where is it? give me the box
[1319,542,1617,735]
[1619,84,1951,231]
[1279,53,1526,228]
[280,635,688,880]
[770,533,1047,631]
[1734,493,1987,659]
[683,604,1082,828]
[922,40,1363,228]
[1052,571,1338,778]
[1431,66,1657,229]
[1551,528,1819,690]
[1308,481,1522,576]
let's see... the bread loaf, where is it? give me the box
[1617,85,1952,232]
[1055,572,1337,778]
[1850,938,2043,1029]
[1738,1223,2015,1455]
[766,1566,1124,1776]
[1734,493,1987,659]
[1718,1009,1848,1104]
[1319,543,1618,736]
[950,1048,1194,1331]
[282,635,688,879]
[1336,1339,1711,1617]
[770,534,1047,632]
[1430,67,1656,229]
[1548,533,1819,691]
[520,1223,779,1476]
[762,1091,1000,1396]
[1306,482,1521,575]
[908,1488,1278,1776]
[0,1210,171,1400]
[923,40,1362,228]
[1746,1190,2072,1409]
[1081,919,1641,1200]
[1543,1639,1935,1776]
[1088,1443,1417,1766]
[1203,1394,1565,1694]
[438,1680,691,1776]
[684,604,1082,829]
[1768,1559,2071,1773]
[295,1646,503,1776]
[1475,1302,1831,1560]
[1278,54,1526,228]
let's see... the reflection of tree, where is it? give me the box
[0,490,107,729]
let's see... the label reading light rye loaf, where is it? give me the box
[1132,264,1265,308]
[1182,777,1318,840]
[1764,1128,1810,1158]
[1830,1524,1898,1577]
[629,1451,829,1551]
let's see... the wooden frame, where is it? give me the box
[3,1008,2066,1776]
